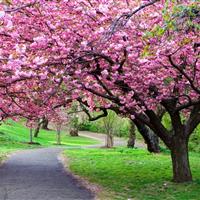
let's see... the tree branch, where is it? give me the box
[5,1,37,13]
[102,0,160,40]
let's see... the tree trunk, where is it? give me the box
[171,137,192,182]
[105,132,113,148]
[134,120,160,153]
[41,118,49,130]
[34,120,41,137]
[29,128,33,143]
[56,129,61,145]
[127,121,136,148]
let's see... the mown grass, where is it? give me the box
[65,147,200,200]
[0,119,99,163]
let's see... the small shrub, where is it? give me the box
[189,125,200,152]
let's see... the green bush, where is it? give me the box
[79,121,104,132]
[79,111,130,137]
[189,125,200,152]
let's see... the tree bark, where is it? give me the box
[105,132,113,148]
[56,129,61,145]
[29,128,33,143]
[127,121,136,148]
[134,120,160,153]
[34,120,41,137]
[41,118,49,130]
[171,137,192,182]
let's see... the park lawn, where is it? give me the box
[65,147,200,200]
[0,120,99,163]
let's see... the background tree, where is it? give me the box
[26,120,37,144]
[102,111,117,148]
[51,109,69,145]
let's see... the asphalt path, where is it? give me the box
[0,148,94,200]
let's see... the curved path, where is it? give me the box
[0,148,94,200]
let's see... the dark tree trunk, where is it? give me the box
[34,126,40,138]
[41,118,49,130]
[134,120,160,153]
[34,121,41,138]
[29,128,33,143]
[171,137,192,182]
[127,121,136,148]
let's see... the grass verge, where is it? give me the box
[65,147,200,200]
[0,120,99,164]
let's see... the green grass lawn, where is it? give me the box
[65,147,200,200]
[0,119,99,162]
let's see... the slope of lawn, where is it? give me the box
[0,120,99,163]
[65,147,200,200]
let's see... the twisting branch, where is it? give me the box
[78,99,108,121]
[81,83,119,102]
[77,51,115,65]
[177,94,192,107]
[168,55,200,94]
[175,99,200,112]
[82,105,108,121]
[53,99,72,110]
[93,74,114,96]
[102,0,160,41]
[5,1,37,13]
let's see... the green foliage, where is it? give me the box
[69,116,79,130]
[162,113,172,131]
[80,112,200,152]
[68,103,80,130]
[79,111,130,137]
[144,2,200,43]
[65,147,200,200]
[189,125,200,152]
[79,120,104,132]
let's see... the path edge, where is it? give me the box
[58,151,112,200]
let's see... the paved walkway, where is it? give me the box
[0,148,94,200]
[0,131,145,200]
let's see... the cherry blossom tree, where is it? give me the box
[67,0,199,183]
[51,109,69,145]
[0,0,199,183]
